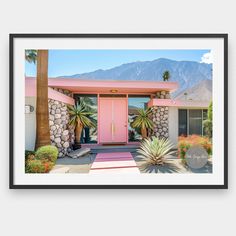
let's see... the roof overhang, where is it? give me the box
[25,78,74,105]
[148,99,210,108]
[26,77,179,94]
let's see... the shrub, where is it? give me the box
[25,150,36,158]
[26,159,54,173]
[25,150,36,169]
[35,145,58,163]
[137,137,176,165]
[178,135,212,161]
[203,101,213,138]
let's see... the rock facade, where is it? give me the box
[150,90,170,139]
[48,99,75,157]
[52,88,74,98]
[151,106,169,139]
[156,90,170,99]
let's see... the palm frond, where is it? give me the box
[25,50,37,64]
[132,107,154,130]
[67,102,96,128]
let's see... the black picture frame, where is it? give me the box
[9,34,228,189]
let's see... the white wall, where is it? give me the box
[25,97,36,151]
[0,1,235,236]
[168,107,178,146]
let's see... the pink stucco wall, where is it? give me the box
[25,78,75,105]
[148,98,209,108]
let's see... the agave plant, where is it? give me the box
[68,101,95,144]
[137,137,176,165]
[131,108,154,138]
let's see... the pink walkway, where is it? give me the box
[90,152,140,174]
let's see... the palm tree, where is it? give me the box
[131,108,154,138]
[25,50,51,149]
[68,101,96,147]
[162,70,170,81]
[25,50,37,64]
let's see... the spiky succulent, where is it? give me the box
[137,137,176,165]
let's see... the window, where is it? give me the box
[178,109,207,136]
[74,94,98,143]
[128,95,150,142]
[178,109,187,136]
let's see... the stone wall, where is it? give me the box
[151,106,169,139]
[48,99,75,157]
[156,90,170,99]
[150,90,170,139]
[52,87,74,98]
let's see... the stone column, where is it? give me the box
[150,90,170,139]
[48,99,75,157]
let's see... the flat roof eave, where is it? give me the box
[25,77,179,94]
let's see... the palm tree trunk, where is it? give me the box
[35,50,50,149]
[75,121,83,143]
[141,127,147,138]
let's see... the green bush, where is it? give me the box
[26,159,54,173]
[35,145,58,163]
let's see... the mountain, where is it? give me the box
[59,58,212,94]
[174,79,212,101]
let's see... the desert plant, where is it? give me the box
[35,145,58,163]
[162,70,170,81]
[26,159,54,173]
[178,135,212,161]
[131,108,154,138]
[68,101,96,144]
[203,101,213,138]
[137,137,176,165]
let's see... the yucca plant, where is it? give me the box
[137,137,176,165]
[68,101,96,145]
[131,108,154,138]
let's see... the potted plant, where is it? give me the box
[68,101,95,149]
[131,108,154,138]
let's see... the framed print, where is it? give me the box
[9,34,228,189]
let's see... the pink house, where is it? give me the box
[25,77,210,154]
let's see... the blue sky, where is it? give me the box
[25,49,211,77]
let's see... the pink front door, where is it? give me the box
[99,98,127,143]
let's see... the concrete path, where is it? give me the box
[90,152,140,174]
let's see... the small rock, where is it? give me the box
[55,119,62,125]
[62,135,69,141]
[63,142,70,148]
[51,105,57,110]
[57,143,62,148]
[50,125,56,131]
[49,115,54,121]
[54,137,61,143]
[55,113,61,119]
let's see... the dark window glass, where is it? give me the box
[178,109,187,136]
[128,96,150,142]
[203,109,208,136]
[74,94,98,143]
[189,110,202,135]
